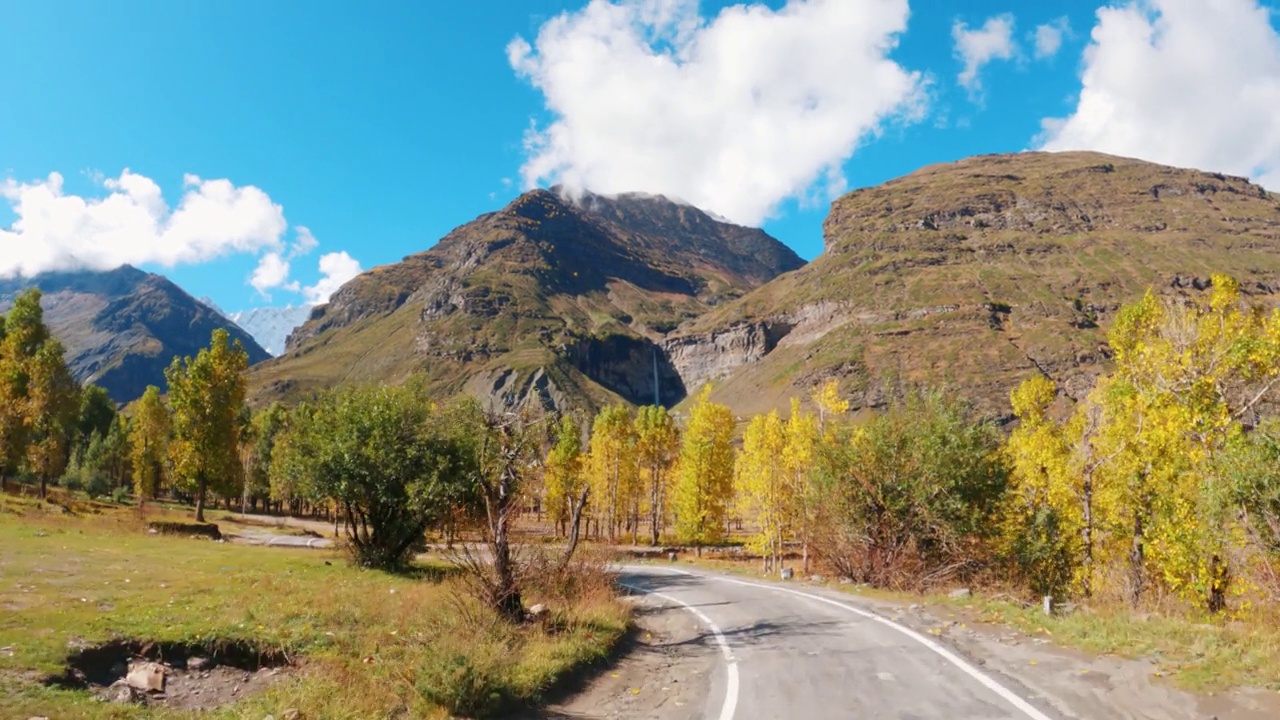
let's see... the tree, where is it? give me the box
[280,387,478,569]
[736,410,789,573]
[586,405,638,543]
[165,329,249,522]
[786,396,823,573]
[544,415,585,537]
[130,386,170,503]
[673,386,735,555]
[244,403,288,512]
[812,389,1006,588]
[78,384,117,445]
[635,405,680,545]
[25,338,79,498]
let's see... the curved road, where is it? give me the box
[619,566,1065,720]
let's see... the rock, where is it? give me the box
[809,575,824,583]
[528,603,550,621]
[668,551,678,562]
[28,716,51,720]
[105,680,145,704]
[780,568,794,580]
[263,716,275,720]
[949,588,972,599]
[282,709,301,720]
[187,656,210,671]
[126,661,166,692]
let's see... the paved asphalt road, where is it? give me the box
[619,566,1066,720]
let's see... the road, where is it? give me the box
[618,565,1062,720]
[223,528,333,548]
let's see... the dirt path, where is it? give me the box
[534,592,716,719]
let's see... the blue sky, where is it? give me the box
[3,0,1280,314]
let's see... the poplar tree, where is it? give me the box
[673,386,735,555]
[130,385,170,503]
[166,329,249,522]
[737,410,788,573]
[635,405,679,545]
[586,405,637,542]
[544,415,585,537]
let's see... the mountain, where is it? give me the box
[226,305,314,356]
[669,151,1280,419]
[0,265,272,404]
[250,188,804,410]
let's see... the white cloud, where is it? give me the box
[508,0,925,226]
[1039,0,1280,189]
[1034,16,1070,60]
[0,170,288,278]
[290,225,318,258]
[953,14,1018,94]
[304,251,362,304]
[249,252,301,297]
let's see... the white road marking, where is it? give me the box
[654,568,1054,720]
[621,582,739,720]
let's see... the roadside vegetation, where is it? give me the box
[7,274,1280,708]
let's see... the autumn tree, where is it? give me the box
[737,410,789,573]
[25,338,79,498]
[544,415,586,537]
[635,405,680,545]
[586,405,638,542]
[130,385,170,503]
[165,329,249,522]
[673,386,735,555]
[787,393,826,574]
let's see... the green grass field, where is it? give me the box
[0,494,628,719]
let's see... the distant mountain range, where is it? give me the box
[251,152,1280,420]
[224,306,314,357]
[0,266,270,404]
[250,187,804,410]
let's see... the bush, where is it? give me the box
[110,486,130,504]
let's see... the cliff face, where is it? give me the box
[251,188,804,411]
[0,266,271,403]
[672,152,1280,419]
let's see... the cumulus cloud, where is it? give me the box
[1034,17,1071,59]
[508,0,925,226]
[250,252,294,296]
[304,251,362,304]
[953,14,1018,94]
[1039,0,1280,189]
[0,170,287,278]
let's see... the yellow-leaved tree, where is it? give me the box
[166,329,249,522]
[586,405,637,543]
[544,415,585,537]
[130,385,170,504]
[635,405,680,545]
[673,386,735,555]
[736,410,789,574]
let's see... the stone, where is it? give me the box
[125,661,166,692]
[780,568,794,580]
[949,588,972,599]
[187,656,211,671]
[282,709,301,720]
[528,603,550,621]
[105,680,145,704]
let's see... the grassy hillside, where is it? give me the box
[678,151,1280,418]
[250,188,803,411]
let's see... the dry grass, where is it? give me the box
[0,495,629,719]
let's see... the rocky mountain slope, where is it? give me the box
[672,151,1280,419]
[0,266,271,403]
[250,188,804,410]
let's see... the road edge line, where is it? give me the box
[664,568,1053,720]
[620,582,739,720]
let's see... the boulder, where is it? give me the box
[187,656,211,671]
[948,588,972,599]
[125,661,166,692]
[780,568,794,580]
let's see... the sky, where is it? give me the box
[3,0,1280,314]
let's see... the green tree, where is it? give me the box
[244,403,288,512]
[280,386,479,569]
[673,386,735,555]
[165,329,249,522]
[77,384,117,445]
[130,386,170,503]
[635,405,680,545]
[25,339,79,499]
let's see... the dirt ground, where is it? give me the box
[535,594,716,720]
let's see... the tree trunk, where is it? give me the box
[1081,474,1094,597]
[195,473,208,523]
[1208,554,1229,613]
[1128,510,1145,607]
[39,474,47,500]
[559,487,590,571]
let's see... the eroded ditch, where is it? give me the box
[46,638,296,710]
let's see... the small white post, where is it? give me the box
[1042,595,1053,616]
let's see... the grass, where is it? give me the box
[0,495,629,719]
